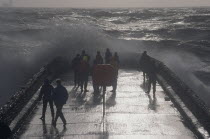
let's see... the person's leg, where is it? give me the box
[41,99,47,120]
[78,72,81,88]
[103,86,106,92]
[143,72,146,85]
[84,74,88,91]
[74,70,77,86]
[59,105,67,125]
[153,79,156,95]
[49,100,54,121]
[147,77,151,93]
[53,105,60,126]
[80,74,84,91]
[112,77,117,92]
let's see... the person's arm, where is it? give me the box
[64,88,69,104]
[38,86,44,101]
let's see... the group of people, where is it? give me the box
[38,79,68,127]
[139,51,157,96]
[39,49,157,128]
[38,48,120,128]
[72,48,120,93]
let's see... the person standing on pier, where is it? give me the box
[79,56,90,92]
[139,51,149,85]
[110,52,120,93]
[80,50,90,62]
[72,54,81,87]
[38,79,54,123]
[146,59,157,96]
[93,51,104,93]
[105,48,112,64]
[53,79,68,127]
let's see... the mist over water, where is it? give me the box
[0,8,210,106]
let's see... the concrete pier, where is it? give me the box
[17,69,196,139]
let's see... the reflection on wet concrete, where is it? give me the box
[140,79,149,92]
[147,94,157,112]
[17,70,196,139]
[106,93,116,109]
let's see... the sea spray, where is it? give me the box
[0,7,210,108]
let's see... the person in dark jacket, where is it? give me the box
[53,79,68,127]
[38,79,54,122]
[72,54,81,86]
[105,48,112,64]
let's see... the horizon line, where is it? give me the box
[1,6,210,9]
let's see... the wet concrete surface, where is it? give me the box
[17,69,196,139]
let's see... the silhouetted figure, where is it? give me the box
[93,51,105,93]
[105,48,112,64]
[0,121,11,139]
[80,50,90,62]
[139,51,150,85]
[79,56,90,92]
[95,51,104,65]
[146,60,157,96]
[53,79,68,127]
[110,52,120,93]
[38,79,54,123]
[72,54,81,86]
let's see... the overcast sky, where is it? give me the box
[1,0,210,8]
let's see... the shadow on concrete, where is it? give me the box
[140,80,149,93]
[147,94,157,112]
[106,92,116,109]
[69,86,79,97]
[41,121,67,139]
[87,117,109,139]
[92,87,104,104]
[54,126,67,139]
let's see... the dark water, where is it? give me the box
[0,7,210,106]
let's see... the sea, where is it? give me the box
[0,7,210,107]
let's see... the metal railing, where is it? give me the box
[147,56,210,133]
[0,57,70,126]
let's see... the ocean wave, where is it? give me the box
[1,7,210,108]
[184,14,210,23]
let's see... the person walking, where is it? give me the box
[110,52,120,93]
[72,54,81,87]
[38,79,54,123]
[105,48,112,64]
[53,79,68,127]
